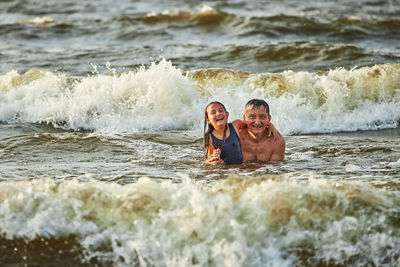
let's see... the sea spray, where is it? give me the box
[191,63,400,134]
[66,60,203,132]
[1,61,399,134]
[0,60,204,132]
[0,176,399,266]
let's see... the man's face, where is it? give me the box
[243,105,271,135]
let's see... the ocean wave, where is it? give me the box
[0,176,399,266]
[254,15,400,37]
[137,5,232,26]
[126,7,400,40]
[17,16,54,25]
[0,60,399,134]
[191,63,400,134]
[198,42,376,66]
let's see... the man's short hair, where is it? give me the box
[245,99,270,114]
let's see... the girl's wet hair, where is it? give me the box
[203,101,228,159]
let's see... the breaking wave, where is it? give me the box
[0,60,399,134]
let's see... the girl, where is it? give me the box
[203,101,243,164]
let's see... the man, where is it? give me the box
[237,99,285,162]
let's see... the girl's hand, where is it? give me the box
[205,148,224,164]
[267,122,282,141]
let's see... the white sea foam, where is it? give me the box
[13,16,54,25]
[0,61,205,132]
[0,177,398,266]
[0,61,399,134]
[26,16,54,25]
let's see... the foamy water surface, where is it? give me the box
[1,0,400,266]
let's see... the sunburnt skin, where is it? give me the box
[238,100,285,162]
[203,100,283,164]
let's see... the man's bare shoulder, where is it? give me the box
[268,135,285,161]
[267,134,285,149]
[261,132,284,143]
[275,135,285,146]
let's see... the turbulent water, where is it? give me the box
[1,0,400,266]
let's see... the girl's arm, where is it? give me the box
[232,119,281,141]
[204,138,224,164]
[267,122,282,141]
[231,119,246,132]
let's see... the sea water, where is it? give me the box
[1,0,400,266]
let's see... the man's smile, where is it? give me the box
[251,124,264,129]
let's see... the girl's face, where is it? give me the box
[206,103,229,128]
